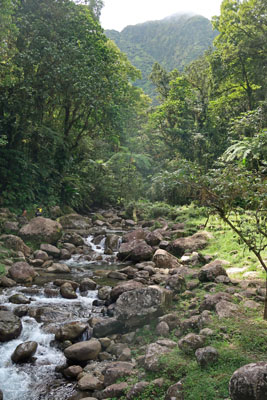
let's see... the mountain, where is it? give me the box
[105,14,218,98]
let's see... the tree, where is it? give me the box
[0,0,145,209]
[212,0,267,112]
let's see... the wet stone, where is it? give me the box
[11,341,38,363]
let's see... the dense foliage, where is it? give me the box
[0,0,149,211]
[0,0,266,234]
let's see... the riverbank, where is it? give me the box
[0,205,267,400]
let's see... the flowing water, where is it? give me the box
[0,232,122,400]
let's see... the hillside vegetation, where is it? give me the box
[105,14,218,97]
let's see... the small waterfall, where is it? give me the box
[0,285,98,400]
[0,317,66,400]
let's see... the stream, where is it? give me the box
[0,232,122,400]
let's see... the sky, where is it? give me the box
[101,0,223,32]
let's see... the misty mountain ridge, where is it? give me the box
[105,13,218,97]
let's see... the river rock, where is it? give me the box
[58,214,92,231]
[29,306,72,324]
[40,243,61,258]
[0,276,16,287]
[107,271,127,280]
[80,278,97,291]
[115,285,172,328]
[144,339,177,371]
[47,263,70,273]
[165,381,184,400]
[93,317,124,338]
[55,321,88,341]
[60,282,77,299]
[198,260,229,282]
[0,234,31,257]
[199,292,233,312]
[104,362,134,386]
[156,321,170,337]
[153,249,181,269]
[166,274,186,293]
[126,381,150,399]
[195,346,219,367]
[122,229,146,243]
[229,362,267,400]
[117,239,153,262]
[8,262,38,283]
[158,313,181,330]
[105,234,120,252]
[62,232,85,246]
[53,279,79,290]
[95,382,128,399]
[9,293,31,304]
[0,310,22,342]
[78,374,104,391]
[64,339,101,362]
[98,286,112,300]
[169,231,212,257]
[19,217,62,244]
[178,333,206,353]
[60,248,71,260]
[63,365,83,379]
[146,231,163,246]
[11,341,38,363]
[215,300,239,318]
[33,249,49,261]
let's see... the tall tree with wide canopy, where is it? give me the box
[0,0,142,208]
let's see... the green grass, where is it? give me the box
[0,263,6,275]
[171,205,267,280]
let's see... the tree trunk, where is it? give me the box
[264,276,267,320]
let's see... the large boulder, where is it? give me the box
[0,310,22,342]
[58,214,92,231]
[169,231,212,257]
[114,285,172,328]
[229,362,267,400]
[117,239,153,262]
[198,260,229,282]
[8,262,38,283]
[64,339,101,362]
[0,234,31,257]
[19,217,62,244]
[153,249,181,269]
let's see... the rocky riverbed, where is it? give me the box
[0,207,266,400]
